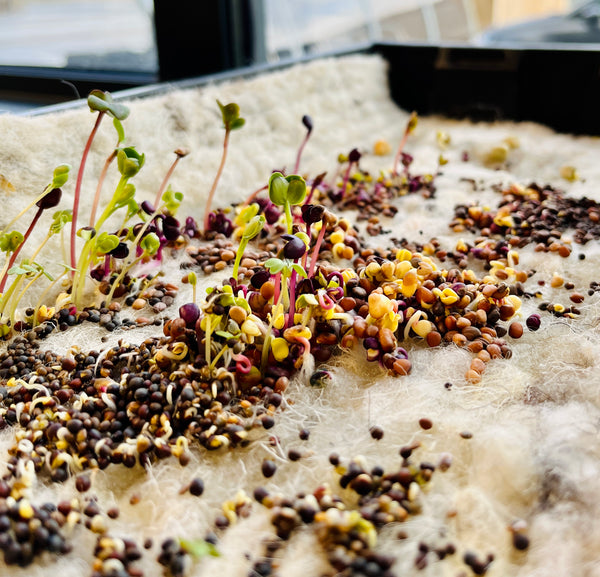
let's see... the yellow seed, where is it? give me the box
[332,242,346,258]
[560,165,579,182]
[273,313,285,330]
[241,319,261,337]
[394,261,412,279]
[330,230,345,244]
[365,262,381,278]
[506,295,522,311]
[373,139,391,156]
[229,305,247,325]
[396,248,413,262]
[368,293,393,319]
[553,303,565,313]
[550,273,564,288]
[414,319,432,337]
[19,500,34,519]
[380,261,395,280]
[440,288,459,305]
[272,338,289,361]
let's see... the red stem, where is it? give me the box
[340,161,354,200]
[308,219,327,278]
[273,271,281,305]
[71,112,105,274]
[243,183,268,207]
[154,154,182,210]
[0,209,42,293]
[89,148,117,227]
[392,132,410,178]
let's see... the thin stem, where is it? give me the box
[205,315,212,366]
[294,131,310,174]
[284,201,293,234]
[286,268,298,329]
[89,149,117,227]
[33,270,68,326]
[71,111,105,275]
[153,154,182,210]
[243,184,267,207]
[232,238,248,280]
[0,208,42,293]
[104,253,143,307]
[9,271,43,326]
[340,161,355,201]
[1,184,51,234]
[308,219,327,278]
[203,128,230,232]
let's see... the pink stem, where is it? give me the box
[154,155,182,210]
[71,111,105,275]
[308,219,327,278]
[203,129,230,232]
[392,132,410,178]
[317,290,335,310]
[273,272,281,305]
[294,132,310,174]
[0,209,42,293]
[302,224,311,269]
[243,184,268,207]
[295,336,311,358]
[232,353,252,374]
[340,161,354,200]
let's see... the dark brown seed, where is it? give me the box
[261,459,277,478]
[75,474,91,493]
[288,449,302,461]
[419,418,433,430]
[460,431,473,439]
[370,425,384,440]
[189,478,204,496]
[299,428,310,440]
[512,533,530,550]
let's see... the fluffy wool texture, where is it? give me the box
[1,53,600,577]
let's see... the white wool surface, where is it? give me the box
[1,54,600,576]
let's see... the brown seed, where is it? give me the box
[220,250,235,262]
[132,298,147,310]
[214,260,227,271]
[470,358,486,375]
[426,331,441,347]
[465,369,481,384]
[393,358,411,375]
[261,459,277,478]
[460,431,473,439]
[260,281,275,300]
[419,418,433,430]
[379,328,396,353]
[570,292,584,303]
[370,425,384,440]
[508,322,524,339]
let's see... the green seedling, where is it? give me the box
[204,100,245,232]
[70,90,129,274]
[0,177,64,293]
[232,214,265,279]
[268,172,307,234]
[153,148,189,212]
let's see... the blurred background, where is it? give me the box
[0,0,595,111]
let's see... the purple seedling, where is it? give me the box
[392,111,418,178]
[294,115,313,174]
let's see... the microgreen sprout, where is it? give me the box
[268,172,307,234]
[340,148,361,200]
[71,90,129,274]
[392,111,418,177]
[294,115,313,173]
[0,185,62,293]
[232,214,265,279]
[204,100,245,232]
[153,148,189,211]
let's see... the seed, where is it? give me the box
[370,425,384,440]
[426,331,441,347]
[220,250,235,262]
[75,474,91,493]
[512,533,530,550]
[288,449,302,461]
[419,418,433,430]
[460,431,473,439]
[525,314,541,331]
[132,298,147,310]
[299,429,310,441]
[570,292,584,303]
[261,459,277,478]
[189,478,204,496]
[508,322,523,339]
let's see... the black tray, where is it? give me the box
[32,42,600,136]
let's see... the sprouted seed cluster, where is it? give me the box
[0,93,596,576]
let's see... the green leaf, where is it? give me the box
[140,232,160,256]
[264,258,284,274]
[77,227,96,241]
[187,271,197,287]
[179,538,219,559]
[217,99,242,129]
[114,183,137,211]
[51,164,70,188]
[50,210,72,235]
[95,232,119,255]
[113,117,126,143]
[215,330,234,339]
[162,186,184,214]
[117,147,145,178]
[242,214,265,241]
[291,263,307,278]
[87,90,130,121]
[268,172,288,206]
[230,117,245,131]
[0,231,23,253]
[285,175,307,205]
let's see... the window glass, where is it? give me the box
[0,0,157,72]
[262,0,594,61]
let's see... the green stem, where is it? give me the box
[33,270,68,326]
[9,271,43,326]
[209,344,229,370]
[104,253,143,307]
[284,201,293,234]
[90,148,117,227]
[232,238,248,280]
[205,315,212,366]
[0,275,22,319]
